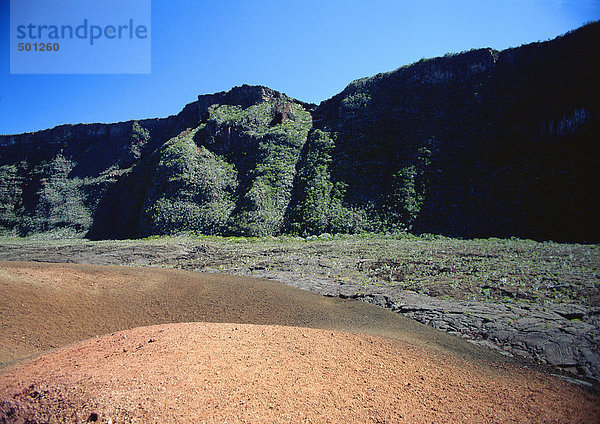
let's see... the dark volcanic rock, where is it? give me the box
[313,22,600,242]
[330,287,600,383]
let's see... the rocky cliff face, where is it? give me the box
[1,22,599,241]
[88,87,312,239]
[0,85,311,238]
[311,22,600,242]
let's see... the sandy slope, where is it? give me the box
[0,260,501,367]
[2,323,599,423]
[0,261,599,423]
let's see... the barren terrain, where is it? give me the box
[0,260,484,367]
[1,260,599,422]
[1,235,599,384]
[3,323,599,423]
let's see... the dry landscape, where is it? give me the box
[2,10,599,424]
[0,260,599,423]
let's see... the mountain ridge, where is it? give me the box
[1,22,599,241]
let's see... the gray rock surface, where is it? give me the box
[354,290,599,381]
[238,270,600,385]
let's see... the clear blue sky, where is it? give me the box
[1,0,598,135]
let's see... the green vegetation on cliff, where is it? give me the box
[315,23,600,241]
[287,129,368,236]
[0,23,598,241]
[87,91,313,239]
[204,100,312,236]
[0,164,23,235]
[28,155,91,235]
[140,128,238,235]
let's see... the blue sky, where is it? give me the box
[1,0,598,135]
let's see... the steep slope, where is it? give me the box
[1,86,312,239]
[89,86,312,239]
[0,22,598,241]
[308,22,600,241]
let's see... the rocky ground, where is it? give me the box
[1,234,598,387]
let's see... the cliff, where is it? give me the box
[310,22,600,241]
[1,22,599,241]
